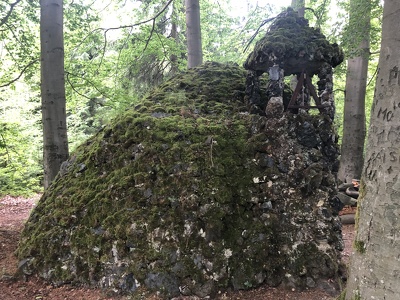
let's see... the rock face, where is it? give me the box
[17,62,343,298]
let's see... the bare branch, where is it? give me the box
[74,0,173,56]
[102,0,173,32]
[94,0,172,73]
[367,65,378,87]
[0,0,23,28]
[243,16,276,53]
[65,73,92,101]
[143,19,156,53]
[65,71,111,100]
[0,59,38,88]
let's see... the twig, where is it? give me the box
[96,0,173,73]
[65,73,92,101]
[366,66,378,87]
[0,59,38,88]
[0,0,23,28]
[65,71,110,100]
[243,16,276,53]
[143,19,156,53]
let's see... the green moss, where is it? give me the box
[354,291,361,300]
[354,180,366,231]
[16,61,341,297]
[354,240,366,254]
[336,290,346,300]
[16,62,254,285]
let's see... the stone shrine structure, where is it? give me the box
[244,8,343,120]
[17,10,345,300]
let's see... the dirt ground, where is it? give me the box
[0,195,354,300]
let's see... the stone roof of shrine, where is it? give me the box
[244,8,344,76]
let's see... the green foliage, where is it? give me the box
[201,0,248,63]
[0,122,42,196]
[305,0,332,29]
[0,0,39,86]
[0,0,103,194]
[341,0,370,58]
[331,0,382,143]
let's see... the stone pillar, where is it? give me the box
[267,64,284,97]
[317,63,335,120]
[266,64,284,117]
[245,70,263,115]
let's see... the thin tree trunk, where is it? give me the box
[185,0,203,68]
[170,21,179,75]
[289,0,306,91]
[345,0,400,298]
[338,0,370,183]
[40,0,69,188]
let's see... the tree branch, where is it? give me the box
[95,0,173,72]
[65,73,92,101]
[102,0,173,32]
[243,16,276,52]
[367,66,378,87]
[65,71,111,100]
[0,59,38,88]
[0,0,23,28]
[143,19,156,53]
[75,0,173,53]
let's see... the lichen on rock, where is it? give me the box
[17,61,344,298]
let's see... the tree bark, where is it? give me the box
[291,0,305,17]
[170,20,179,75]
[338,0,370,183]
[345,0,400,299]
[289,0,305,92]
[185,0,203,68]
[40,0,69,188]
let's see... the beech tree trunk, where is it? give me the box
[289,0,305,90]
[40,0,69,188]
[338,0,370,183]
[185,0,203,68]
[345,0,400,299]
[291,0,305,17]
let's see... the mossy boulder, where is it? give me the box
[17,62,343,298]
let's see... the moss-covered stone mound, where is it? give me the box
[17,62,343,298]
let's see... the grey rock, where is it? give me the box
[337,192,357,206]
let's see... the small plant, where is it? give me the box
[336,290,346,300]
[244,281,253,288]
[354,240,366,254]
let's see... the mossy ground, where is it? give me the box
[17,62,343,298]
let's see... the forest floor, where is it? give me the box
[0,195,354,300]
